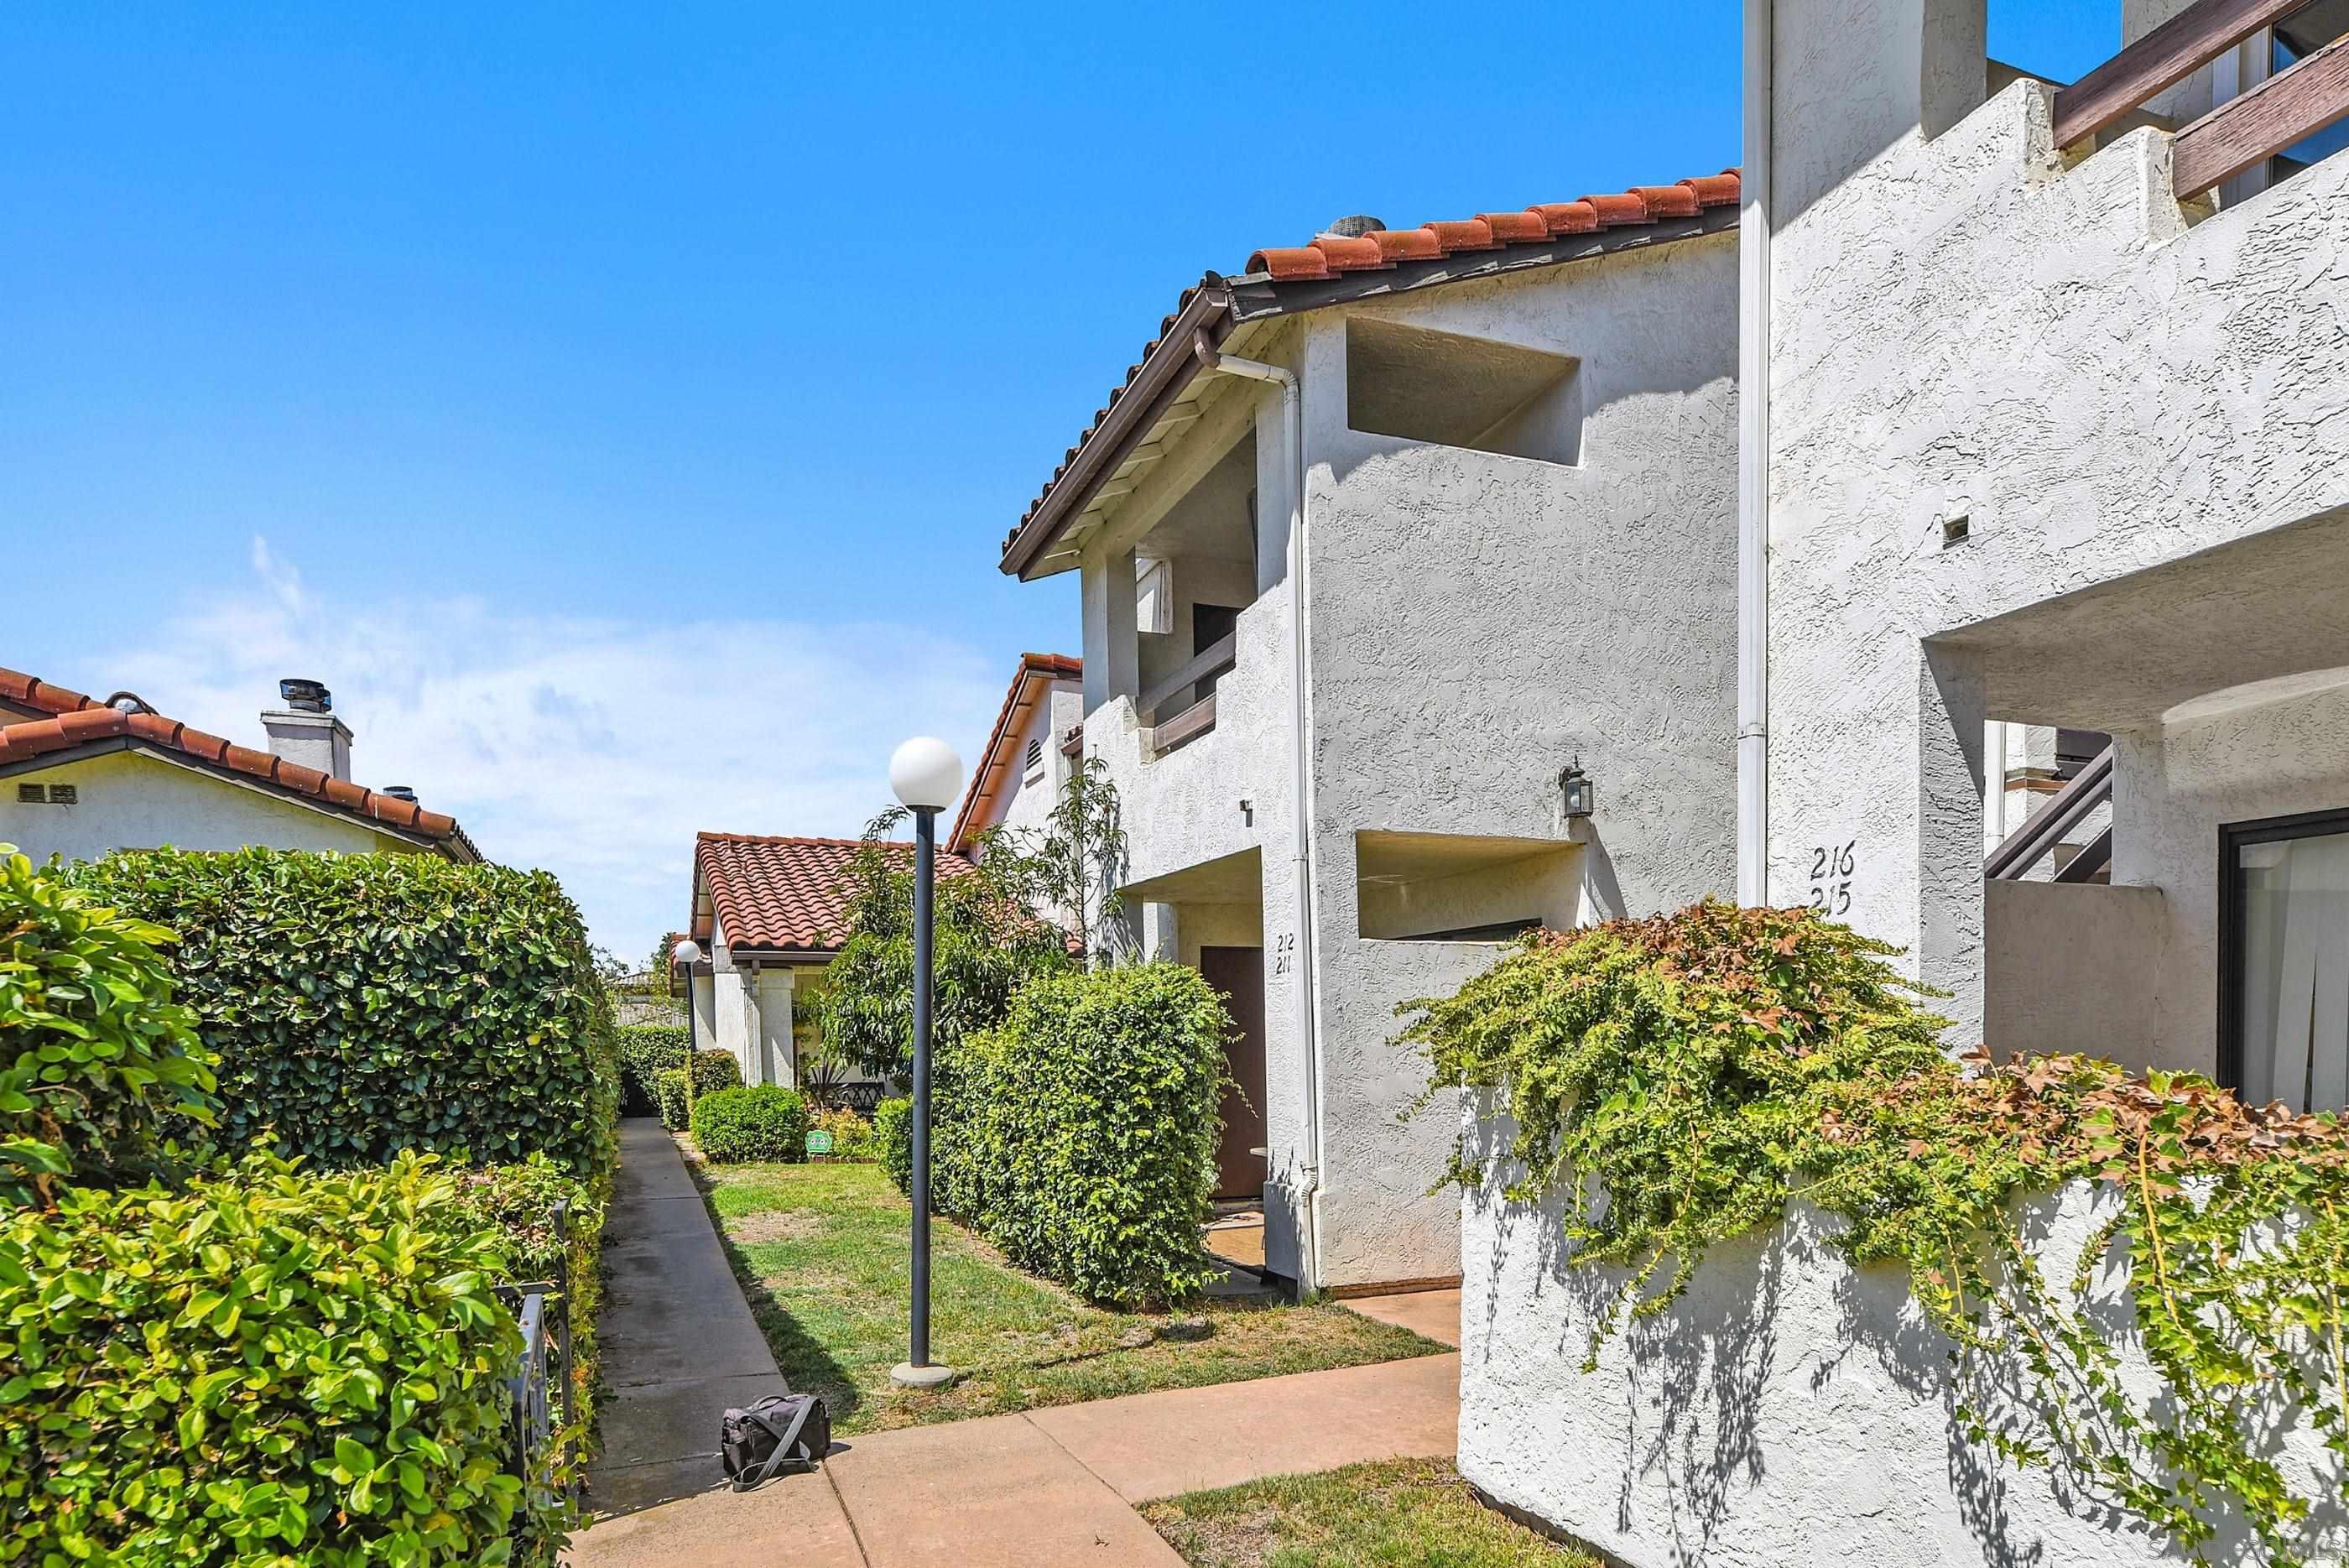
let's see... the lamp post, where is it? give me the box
[671,937,704,1128]
[887,735,963,1391]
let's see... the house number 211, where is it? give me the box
[1808,840,1857,916]
[1272,933,1295,977]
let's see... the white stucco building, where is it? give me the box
[1461,0,2349,1560]
[1000,173,1746,1295]
[0,666,477,864]
[681,831,972,1102]
[947,653,1085,857]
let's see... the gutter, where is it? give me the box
[1192,336,1324,1295]
[1737,0,1773,906]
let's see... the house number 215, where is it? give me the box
[1808,840,1857,915]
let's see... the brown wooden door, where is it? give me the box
[1198,945,1267,1201]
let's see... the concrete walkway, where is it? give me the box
[1342,1285,1462,1347]
[573,1339,1462,1566]
[586,1117,792,1518]
[572,1130,1465,1564]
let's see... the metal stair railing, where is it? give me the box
[1986,746,2114,882]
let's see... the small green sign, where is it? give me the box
[805,1128,835,1156]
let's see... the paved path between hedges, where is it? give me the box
[584,1117,793,1519]
[570,1285,1462,1567]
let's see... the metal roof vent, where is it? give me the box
[382,785,417,802]
[1323,215,1386,239]
[279,678,331,714]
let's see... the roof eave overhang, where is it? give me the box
[997,204,1738,581]
[998,282,1236,581]
[1227,202,1737,321]
[0,737,467,858]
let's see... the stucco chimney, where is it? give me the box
[1323,215,1385,238]
[261,677,353,782]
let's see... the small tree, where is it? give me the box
[1008,756,1131,967]
[809,810,1074,1082]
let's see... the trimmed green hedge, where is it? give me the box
[885,964,1230,1307]
[875,1096,912,1190]
[654,1050,742,1130]
[447,1154,607,1436]
[616,1024,690,1117]
[0,1151,562,1565]
[1,847,217,1206]
[63,847,619,1191]
[690,1085,810,1164]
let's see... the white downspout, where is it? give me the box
[1737,0,1773,907]
[1196,339,1323,1293]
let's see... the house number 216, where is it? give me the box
[1808,840,1857,915]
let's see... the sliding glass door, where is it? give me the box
[2225,810,2349,1113]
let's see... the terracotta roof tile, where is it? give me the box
[695,832,979,956]
[0,663,475,858]
[1006,169,1740,566]
[949,653,1084,854]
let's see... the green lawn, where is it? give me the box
[692,1154,1445,1435]
[1143,1457,1598,1568]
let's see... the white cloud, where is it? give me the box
[107,538,1006,964]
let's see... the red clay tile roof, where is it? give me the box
[1242,174,1739,282]
[0,665,477,858]
[949,653,1081,855]
[695,833,977,956]
[1002,170,1740,575]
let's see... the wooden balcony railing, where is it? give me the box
[2050,0,2349,196]
[1137,631,1237,754]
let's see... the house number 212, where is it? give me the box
[1272,933,1295,977]
[1808,840,1857,916]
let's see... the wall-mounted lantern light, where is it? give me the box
[1560,759,1596,820]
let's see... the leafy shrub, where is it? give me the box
[940,963,1229,1307]
[0,1150,560,1565]
[0,847,217,1206]
[690,1085,810,1164]
[875,1096,912,1190]
[1405,899,2349,1567]
[63,847,619,1191]
[445,1154,607,1433]
[654,1050,741,1130]
[809,1104,872,1160]
[616,1024,690,1117]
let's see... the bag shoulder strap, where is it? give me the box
[733,1396,818,1491]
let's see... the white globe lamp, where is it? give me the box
[889,737,965,814]
[889,734,964,1393]
[671,936,705,1125]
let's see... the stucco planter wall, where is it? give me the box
[1456,1104,2346,1565]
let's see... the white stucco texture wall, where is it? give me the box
[2117,677,2349,1071]
[1457,1110,2343,1566]
[0,750,416,864]
[1763,49,2349,1048]
[1296,235,1742,1286]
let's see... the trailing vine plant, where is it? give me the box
[1403,900,2349,1565]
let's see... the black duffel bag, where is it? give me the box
[719,1392,831,1491]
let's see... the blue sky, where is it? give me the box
[0,3,2117,957]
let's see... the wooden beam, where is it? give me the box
[1148,693,1218,754]
[2053,0,2304,147]
[2173,28,2349,193]
[1137,633,1238,721]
